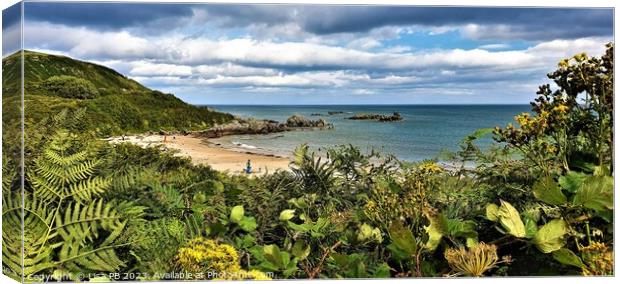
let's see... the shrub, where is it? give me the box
[41,75,100,99]
[175,238,241,279]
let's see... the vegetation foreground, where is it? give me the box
[1,44,614,280]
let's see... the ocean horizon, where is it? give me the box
[205,104,531,162]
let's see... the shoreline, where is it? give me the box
[107,133,468,175]
[108,134,292,175]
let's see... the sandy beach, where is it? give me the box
[108,134,291,175]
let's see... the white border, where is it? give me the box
[0,1,618,283]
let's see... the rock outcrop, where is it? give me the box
[286,115,328,128]
[347,112,403,122]
[193,115,333,138]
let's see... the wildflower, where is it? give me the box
[553,104,570,114]
[580,242,613,276]
[418,161,444,174]
[176,237,241,279]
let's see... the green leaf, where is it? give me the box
[230,205,244,223]
[573,176,613,212]
[524,218,538,238]
[388,221,417,255]
[372,263,391,278]
[533,176,567,206]
[558,171,588,193]
[291,241,310,260]
[424,217,443,251]
[386,243,409,260]
[485,203,499,221]
[444,218,477,239]
[552,248,584,268]
[238,216,257,232]
[497,200,526,238]
[287,221,311,232]
[263,245,283,268]
[533,219,567,253]
[465,237,478,248]
[279,209,296,221]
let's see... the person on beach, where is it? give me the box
[245,159,253,174]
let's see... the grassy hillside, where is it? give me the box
[2,50,234,136]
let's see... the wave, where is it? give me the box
[232,141,258,149]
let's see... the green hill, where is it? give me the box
[2,50,233,136]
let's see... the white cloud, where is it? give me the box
[26,21,610,74]
[24,22,164,59]
[130,61,193,77]
[479,43,510,50]
[352,89,376,95]
[2,23,22,56]
[22,20,612,104]
[193,63,277,78]
[347,37,382,50]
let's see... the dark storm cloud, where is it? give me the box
[23,2,194,30]
[296,6,613,36]
[3,2,22,56]
[201,5,613,41]
[2,2,21,28]
[21,3,612,41]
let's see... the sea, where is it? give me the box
[207,105,530,162]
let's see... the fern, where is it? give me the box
[2,192,60,278]
[2,129,132,279]
[55,199,126,245]
[30,131,109,203]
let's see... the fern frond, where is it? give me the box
[2,192,59,278]
[43,148,89,167]
[55,199,125,244]
[34,159,99,187]
[31,162,109,203]
[58,242,126,272]
[67,177,111,203]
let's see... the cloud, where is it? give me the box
[478,43,510,50]
[352,89,376,95]
[23,2,194,31]
[18,3,614,104]
[22,3,613,42]
[25,23,547,71]
[295,6,613,41]
[2,2,22,56]
[24,20,611,96]
[24,22,165,59]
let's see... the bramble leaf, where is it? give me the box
[533,176,567,206]
[497,200,526,238]
[533,219,567,253]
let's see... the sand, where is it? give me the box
[107,134,291,175]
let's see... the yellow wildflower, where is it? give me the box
[580,242,613,276]
[175,237,241,279]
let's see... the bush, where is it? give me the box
[41,75,100,99]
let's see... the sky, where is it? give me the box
[2,2,614,105]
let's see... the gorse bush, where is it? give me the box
[1,44,613,280]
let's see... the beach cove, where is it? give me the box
[108,134,292,174]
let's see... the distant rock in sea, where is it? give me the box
[328,111,345,115]
[347,112,403,122]
[286,115,330,128]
